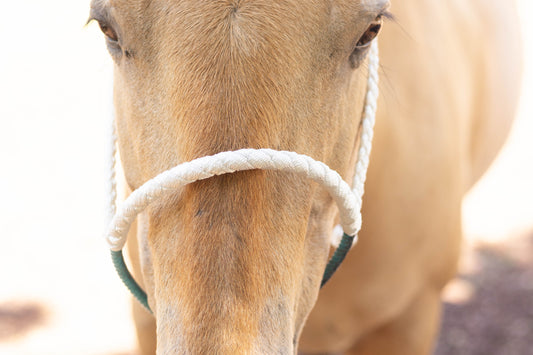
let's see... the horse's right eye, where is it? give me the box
[98,21,119,42]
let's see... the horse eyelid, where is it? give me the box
[87,6,117,31]
[87,7,105,25]
[379,9,395,22]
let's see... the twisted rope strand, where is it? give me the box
[352,42,379,202]
[105,106,117,226]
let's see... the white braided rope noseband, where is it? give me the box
[108,149,361,251]
[105,41,379,252]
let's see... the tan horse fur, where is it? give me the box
[89,0,522,353]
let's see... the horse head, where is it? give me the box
[90,0,389,353]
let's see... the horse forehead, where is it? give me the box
[109,0,376,30]
[148,1,328,39]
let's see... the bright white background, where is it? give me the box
[0,1,531,354]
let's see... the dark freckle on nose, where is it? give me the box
[124,49,133,58]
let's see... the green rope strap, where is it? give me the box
[111,232,354,313]
[320,233,355,288]
[111,250,151,313]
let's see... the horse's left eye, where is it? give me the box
[98,21,119,42]
[356,18,383,48]
[349,16,384,68]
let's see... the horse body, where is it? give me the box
[89,0,522,353]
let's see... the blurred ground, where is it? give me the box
[0,1,531,355]
[435,233,533,355]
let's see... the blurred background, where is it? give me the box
[0,1,531,354]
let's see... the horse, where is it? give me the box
[89,0,522,353]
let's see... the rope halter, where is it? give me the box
[105,41,380,313]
